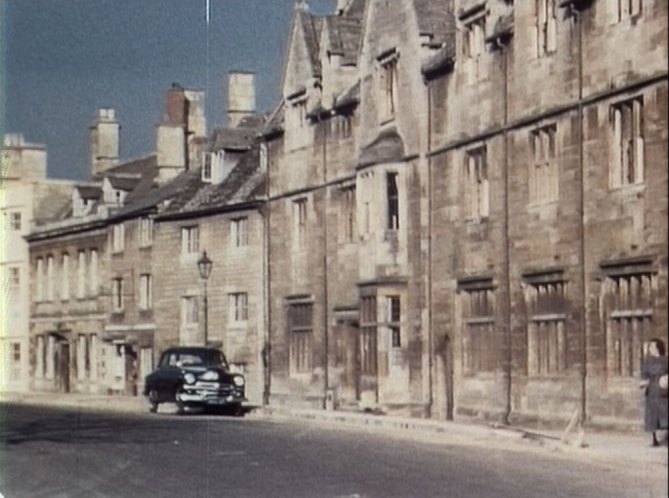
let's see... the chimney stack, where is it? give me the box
[1,133,47,181]
[90,108,120,179]
[156,85,206,184]
[227,72,256,128]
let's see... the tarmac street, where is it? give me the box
[0,402,667,498]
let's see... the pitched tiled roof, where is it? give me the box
[325,15,363,66]
[105,154,157,177]
[262,102,285,137]
[486,12,514,44]
[298,10,324,77]
[75,185,102,200]
[414,0,456,48]
[339,0,366,18]
[334,80,360,109]
[108,174,142,191]
[157,147,264,218]
[34,184,74,224]
[421,38,456,77]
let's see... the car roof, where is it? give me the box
[161,347,222,355]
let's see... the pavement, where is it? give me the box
[1,390,667,470]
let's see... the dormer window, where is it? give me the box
[462,12,487,84]
[202,153,212,182]
[377,49,399,123]
[286,89,309,150]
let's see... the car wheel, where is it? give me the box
[174,391,186,415]
[147,389,159,413]
[224,403,242,417]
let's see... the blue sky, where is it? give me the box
[2,0,336,181]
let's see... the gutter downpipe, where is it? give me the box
[263,141,272,407]
[576,7,588,427]
[499,35,512,426]
[426,75,434,419]
[321,112,330,410]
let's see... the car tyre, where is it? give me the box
[147,389,159,413]
[174,391,186,415]
[224,403,242,417]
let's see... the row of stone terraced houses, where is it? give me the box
[17,0,668,429]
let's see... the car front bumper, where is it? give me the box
[176,386,245,406]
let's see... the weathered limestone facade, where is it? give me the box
[18,0,667,430]
[424,0,668,427]
[1,134,75,392]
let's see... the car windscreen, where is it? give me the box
[159,350,227,368]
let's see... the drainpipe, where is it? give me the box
[426,79,434,419]
[575,7,588,427]
[321,112,330,410]
[262,143,272,407]
[499,35,512,426]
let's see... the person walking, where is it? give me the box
[640,338,668,447]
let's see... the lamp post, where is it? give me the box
[197,251,213,346]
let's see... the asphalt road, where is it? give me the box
[0,403,664,498]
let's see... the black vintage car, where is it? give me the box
[143,347,246,414]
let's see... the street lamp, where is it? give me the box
[197,251,213,346]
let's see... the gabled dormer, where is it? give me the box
[319,9,363,108]
[281,3,325,149]
[102,175,140,206]
[72,185,102,217]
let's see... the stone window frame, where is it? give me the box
[228,292,249,323]
[36,256,44,302]
[385,295,401,349]
[386,172,400,231]
[76,250,86,299]
[292,197,308,249]
[61,253,70,301]
[522,270,568,377]
[111,223,125,254]
[139,273,153,310]
[138,216,154,248]
[464,146,489,222]
[535,0,558,57]
[45,254,55,302]
[9,211,21,231]
[339,185,357,244]
[111,277,124,313]
[600,259,655,378]
[460,10,487,84]
[458,277,496,376]
[529,124,559,205]
[180,225,200,255]
[376,48,399,124]
[287,299,314,375]
[89,249,99,297]
[609,96,644,189]
[8,265,20,294]
[230,217,249,248]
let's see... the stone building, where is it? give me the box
[262,0,667,428]
[423,0,668,428]
[1,134,74,392]
[19,0,667,429]
[26,86,208,395]
[152,73,268,404]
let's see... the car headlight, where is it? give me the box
[184,373,196,384]
[201,370,219,381]
[233,375,245,387]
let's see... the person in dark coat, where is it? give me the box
[640,338,668,446]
